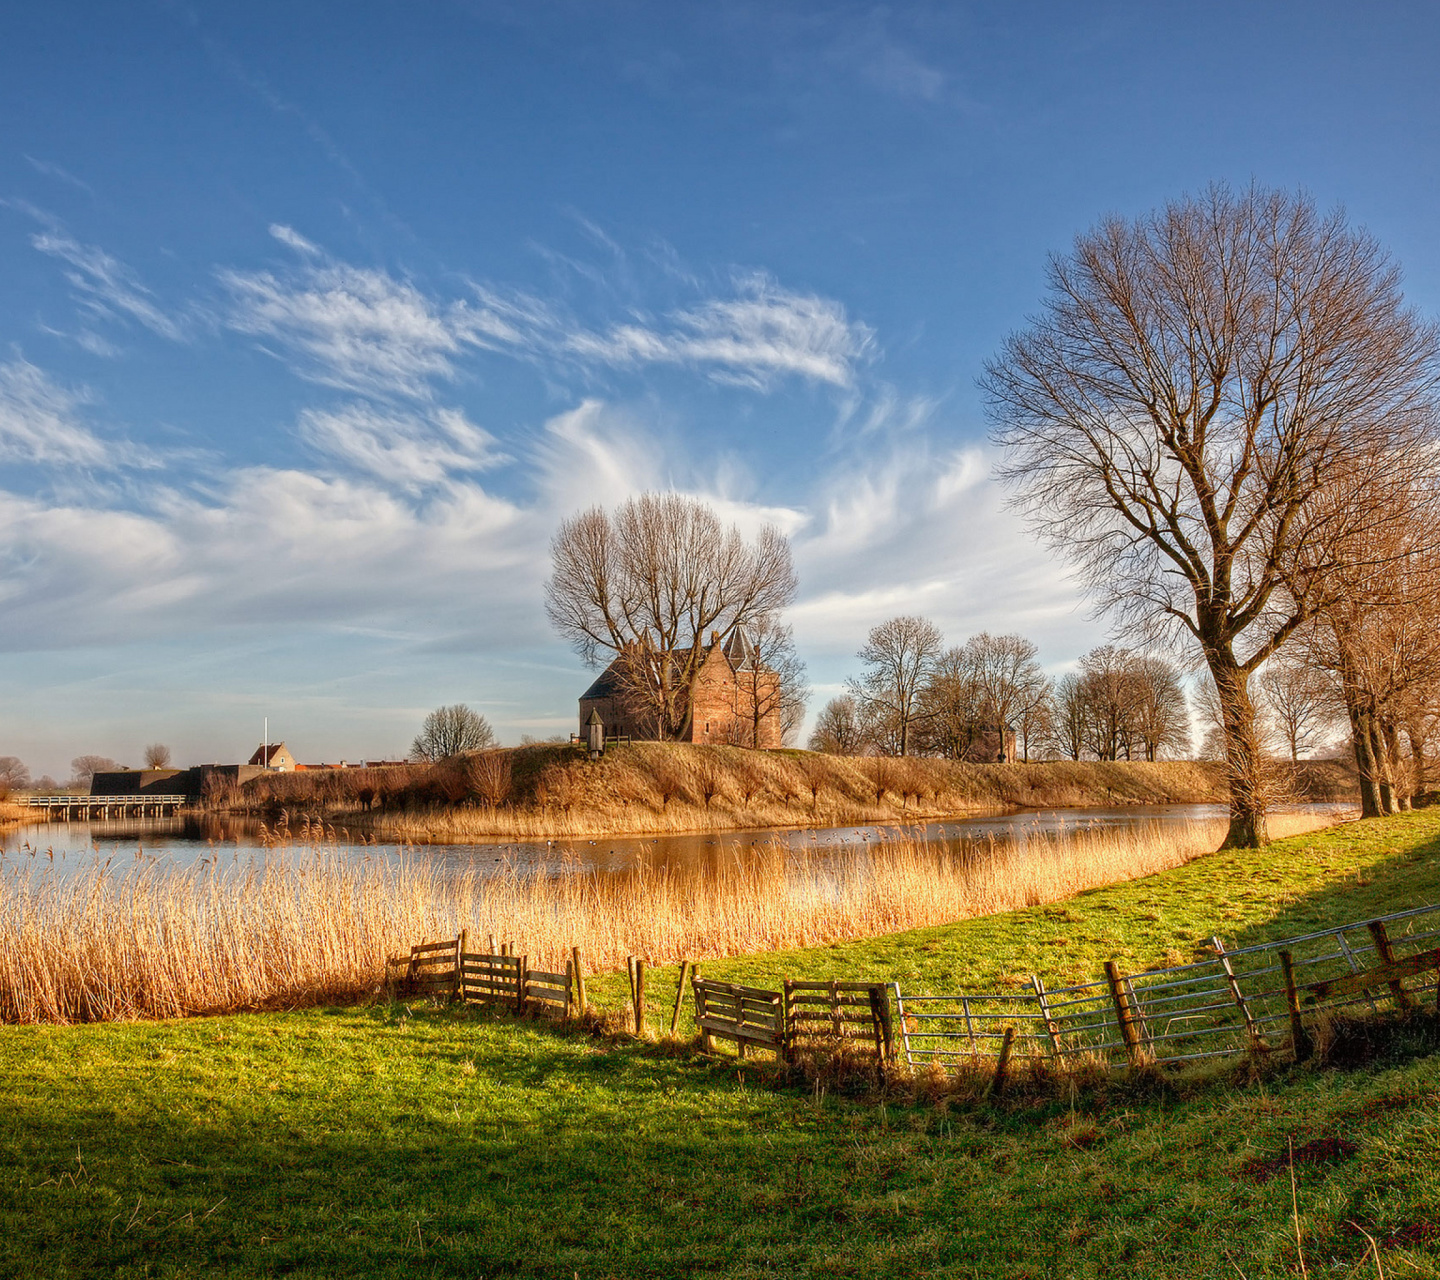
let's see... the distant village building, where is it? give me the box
[248,742,296,771]
[579,630,782,748]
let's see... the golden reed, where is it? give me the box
[0,810,1340,1024]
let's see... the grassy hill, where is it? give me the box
[2,811,1436,1276]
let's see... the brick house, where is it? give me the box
[247,742,297,771]
[578,630,783,748]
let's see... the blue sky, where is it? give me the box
[3,2,1439,779]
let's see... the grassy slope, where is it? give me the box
[2,814,1438,1279]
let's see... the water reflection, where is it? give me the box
[1,802,1355,880]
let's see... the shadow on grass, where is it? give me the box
[1225,817,1440,951]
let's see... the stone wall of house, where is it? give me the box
[579,643,784,747]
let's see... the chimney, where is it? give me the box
[710,630,720,645]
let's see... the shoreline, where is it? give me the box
[226,751,1356,844]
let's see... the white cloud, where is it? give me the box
[221,230,870,401]
[0,466,537,649]
[220,260,487,400]
[298,402,507,489]
[561,273,872,388]
[268,223,321,256]
[0,359,112,467]
[790,441,1091,661]
[29,226,184,342]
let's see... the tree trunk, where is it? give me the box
[1348,702,1384,818]
[1384,722,1411,811]
[1407,718,1430,800]
[1370,720,1396,815]
[1207,650,1269,848]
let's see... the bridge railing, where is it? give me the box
[21,795,191,807]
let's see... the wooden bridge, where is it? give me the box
[21,795,191,820]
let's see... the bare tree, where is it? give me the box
[546,492,797,740]
[1127,655,1192,762]
[1077,646,1139,761]
[411,705,496,761]
[985,183,1440,846]
[1014,679,1055,762]
[70,755,120,787]
[466,751,514,808]
[0,757,31,791]
[915,645,986,759]
[143,743,172,770]
[1256,653,1338,762]
[808,695,866,755]
[1302,499,1440,813]
[848,616,944,756]
[1049,674,1089,761]
[732,616,810,748]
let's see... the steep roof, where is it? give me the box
[579,632,774,701]
[247,742,290,766]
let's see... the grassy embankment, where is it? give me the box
[2,809,1341,1024]
[231,741,1356,842]
[3,813,1440,1277]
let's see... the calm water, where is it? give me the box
[1,802,1355,879]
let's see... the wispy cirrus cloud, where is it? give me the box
[298,402,507,490]
[550,271,873,389]
[220,227,872,401]
[219,229,523,399]
[26,219,185,343]
[23,155,95,196]
[0,358,115,467]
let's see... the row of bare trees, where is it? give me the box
[809,621,1194,763]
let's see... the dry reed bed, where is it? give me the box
[0,810,1342,1024]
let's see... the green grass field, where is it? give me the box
[3,812,1440,1278]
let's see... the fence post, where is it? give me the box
[456,929,467,1003]
[695,978,713,1053]
[1367,920,1417,1011]
[1104,960,1144,1068]
[1031,975,1061,1067]
[986,1027,1016,1098]
[868,984,893,1073]
[670,959,691,1036]
[572,946,587,1015]
[634,957,646,1036]
[1279,950,1311,1061]
[782,979,796,1063]
[1211,936,1264,1051]
[517,955,529,1015]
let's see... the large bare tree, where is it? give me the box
[985,183,1440,846]
[546,493,797,740]
[848,615,944,756]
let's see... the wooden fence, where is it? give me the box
[391,933,573,1015]
[384,904,1440,1084]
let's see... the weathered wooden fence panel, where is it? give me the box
[459,953,522,1007]
[692,978,784,1058]
[395,936,461,999]
[783,979,892,1064]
